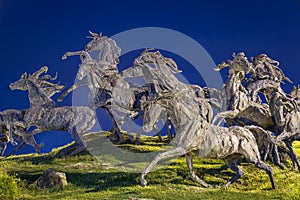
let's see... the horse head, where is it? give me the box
[85,31,121,64]
[290,85,300,99]
[252,54,292,83]
[9,72,29,91]
[85,31,108,52]
[215,52,254,76]
[253,54,280,67]
[135,50,182,74]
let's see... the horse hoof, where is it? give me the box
[222,184,229,189]
[278,163,285,170]
[207,184,218,189]
[140,178,147,187]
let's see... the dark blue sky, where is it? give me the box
[0,0,299,154]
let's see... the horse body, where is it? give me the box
[24,106,95,136]
[140,92,276,189]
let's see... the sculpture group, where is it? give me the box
[1,31,300,190]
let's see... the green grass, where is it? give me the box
[1,133,300,200]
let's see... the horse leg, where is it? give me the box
[185,154,211,188]
[276,131,294,143]
[14,128,44,154]
[211,113,222,125]
[141,146,186,187]
[153,124,163,142]
[61,50,90,60]
[166,116,173,140]
[7,142,26,156]
[271,144,285,169]
[104,107,124,143]
[124,115,134,143]
[212,110,239,126]
[262,144,269,161]
[67,128,87,157]
[223,156,244,189]
[254,161,277,189]
[135,128,143,144]
[25,136,44,154]
[285,141,300,171]
[57,80,88,102]
[0,142,7,156]
[241,141,276,189]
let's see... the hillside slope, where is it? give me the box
[1,132,300,200]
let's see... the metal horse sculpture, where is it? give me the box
[124,50,276,189]
[210,53,290,168]
[9,66,96,156]
[121,49,208,142]
[59,32,137,142]
[264,87,300,171]
[60,32,172,143]
[211,52,273,129]
[2,68,68,156]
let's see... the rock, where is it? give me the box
[34,168,67,189]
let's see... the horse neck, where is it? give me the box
[27,80,55,107]
[96,39,118,64]
[154,63,186,91]
[225,73,244,94]
[163,96,201,128]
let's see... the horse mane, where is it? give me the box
[28,66,65,97]
[139,50,182,74]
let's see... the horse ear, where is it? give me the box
[89,31,98,37]
[21,72,27,79]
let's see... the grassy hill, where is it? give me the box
[1,132,300,200]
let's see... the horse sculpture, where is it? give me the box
[264,87,300,171]
[59,32,137,142]
[122,50,276,189]
[1,68,68,156]
[210,53,293,169]
[9,66,96,156]
[59,32,172,143]
[211,52,273,128]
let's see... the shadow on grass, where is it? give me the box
[66,171,139,192]
[5,154,55,165]
[10,170,43,184]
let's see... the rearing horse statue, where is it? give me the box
[59,32,136,142]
